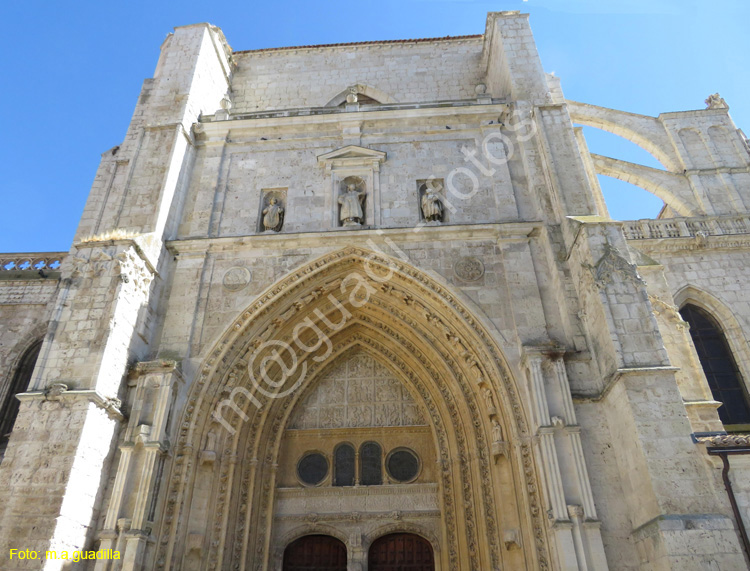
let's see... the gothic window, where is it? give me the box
[386,448,420,483]
[298,442,421,488]
[333,443,355,486]
[679,304,750,428]
[0,340,42,457]
[297,452,329,486]
[359,442,382,486]
[283,535,347,571]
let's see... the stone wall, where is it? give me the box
[231,38,485,113]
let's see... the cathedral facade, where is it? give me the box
[1,11,750,570]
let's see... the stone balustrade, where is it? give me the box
[622,215,750,240]
[0,253,66,272]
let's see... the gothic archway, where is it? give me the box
[155,247,550,571]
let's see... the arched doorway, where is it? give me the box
[157,247,549,571]
[369,533,434,571]
[282,535,347,571]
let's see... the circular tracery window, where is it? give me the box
[297,452,329,486]
[386,448,420,483]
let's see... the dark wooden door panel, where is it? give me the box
[368,533,435,571]
[283,535,347,571]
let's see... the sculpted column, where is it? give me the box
[522,347,608,571]
[96,361,182,571]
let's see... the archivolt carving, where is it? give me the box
[155,247,549,571]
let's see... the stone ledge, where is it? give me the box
[16,388,126,422]
[167,222,542,255]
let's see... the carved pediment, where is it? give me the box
[317,145,386,171]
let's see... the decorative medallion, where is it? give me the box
[222,267,252,292]
[454,257,485,282]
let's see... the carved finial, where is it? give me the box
[346,86,358,104]
[220,92,232,111]
[705,93,728,110]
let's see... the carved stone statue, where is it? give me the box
[338,182,365,226]
[491,418,508,460]
[262,197,284,232]
[483,387,497,416]
[421,183,443,222]
[199,429,217,465]
[492,418,504,444]
[705,93,728,110]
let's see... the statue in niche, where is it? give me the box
[338,181,366,227]
[262,197,284,232]
[421,181,443,222]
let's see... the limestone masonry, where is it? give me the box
[1,11,750,571]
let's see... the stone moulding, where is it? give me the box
[165,222,542,255]
[696,433,750,448]
[195,102,510,136]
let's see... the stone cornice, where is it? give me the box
[167,222,542,255]
[626,233,750,253]
[196,102,510,136]
[73,236,159,276]
[132,359,182,376]
[285,425,430,438]
[697,433,750,449]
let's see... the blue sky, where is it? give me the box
[0,0,748,252]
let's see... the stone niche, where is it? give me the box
[317,145,386,229]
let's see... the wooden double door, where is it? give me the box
[282,533,434,571]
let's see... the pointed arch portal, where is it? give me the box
[156,247,550,570]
